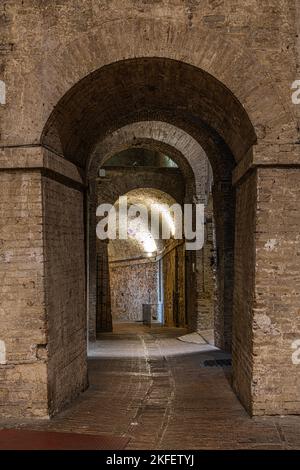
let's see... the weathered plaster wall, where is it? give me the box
[110,260,159,323]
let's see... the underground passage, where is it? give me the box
[1,1,300,452]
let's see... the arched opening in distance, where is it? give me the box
[107,188,187,329]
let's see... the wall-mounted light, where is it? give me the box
[0,80,6,105]
[98,168,106,177]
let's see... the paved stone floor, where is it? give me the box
[2,323,300,449]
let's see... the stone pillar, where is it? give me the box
[87,180,97,341]
[0,162,47,418]
[212,180,235,351]
[185,250,197,331]
[195,195,215,332]
[0,146,88,418]
[232,144,300,415]
[96,239,112,333]
[43,162,88,415]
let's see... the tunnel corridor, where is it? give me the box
[1,5,300,450]
[1,323,300,450]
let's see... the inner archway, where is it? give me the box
[107,188,186,329]
[89,146,200,336]
[41,57,256,168]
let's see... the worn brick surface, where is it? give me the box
[0,171,48,418]
[251,168,300,415]
[42,175,88,415]
[2,325,300,449]
[1,1,297,155]
[0,1,299,420]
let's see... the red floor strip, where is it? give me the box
[0,429,130,450]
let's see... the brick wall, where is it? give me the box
[213,181,236,351]
[232,170,257,414]
[163,243,186,327]
[0,171,48,418]
[110,260,159,322]
[195,196,215,331]
[251,168,300,415]
[233,167,300,416]
[42,175,88,415]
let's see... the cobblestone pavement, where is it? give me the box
[1,323,300,449]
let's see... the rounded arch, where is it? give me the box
[87,121,212,203]
[15,17,293,156]
[108,187,179,261]
[36,18,262,375]
[41,57,255,170]
[94,163,186,208]
[87,120,233,348]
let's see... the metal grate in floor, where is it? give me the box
[203,359,232,367]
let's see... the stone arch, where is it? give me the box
[1,5,300,421]
[107,188,186,327]
[88,145,192,338]
[108,188,179,262]
[5,17,295,153]
[41,57,255,168]
[36,50,249,412]
[87,122,217,339]
[87,119,232,348]
[88,121,211,203]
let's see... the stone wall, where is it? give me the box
[1,0,299,418]
[232,170,257,414]
[0,171,48,418]
[163,243,186,327]
[195,196,215,332]
[1,1,296,155]
[110,260,159,323]
[213,181,236,351]
[251,168,300,415]
[0,148,88,419]
[42,175,88,415]
[233,165,300,416]
[109,241,186,327]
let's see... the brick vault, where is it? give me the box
[0,1,300,421]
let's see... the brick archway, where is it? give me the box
[1,7,299,419]
[88,153,193,340]
[37,56,253,416]
[2,16,295,153]
[87,123,221,348]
